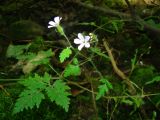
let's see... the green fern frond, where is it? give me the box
[46,80,71,112]
[59,47,72,63]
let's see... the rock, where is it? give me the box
[8,20,44,41]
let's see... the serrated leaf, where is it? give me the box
[96,78,112,100]
[96,84,108,100]
[13,73,52,114]
[100,78,113,89]
[59,47,72,63]
[13,89,45,114]
[63,64,81,77]
[72,58,79,65]
[20,73,49,90]
[43,72,52,84]
[46,80,70,112]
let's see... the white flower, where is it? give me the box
[48,16,62,28]
[74,33,90,51]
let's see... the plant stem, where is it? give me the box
[103,40,136,94]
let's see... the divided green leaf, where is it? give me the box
[96,78,113,100]
[20,73,51,90]
[13,89,45,114]
[63,64,81,77]
[13,73,51,114]
[59,47,72,63]
[46,80,71,112]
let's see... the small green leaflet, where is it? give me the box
[20,72,51,90]
[46,80,71,112]
[63,63,81,77]
[59,47,72,63]
[13,89,45,114]
[96,77,113,100]
[63,58,81,77]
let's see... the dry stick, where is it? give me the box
[72,1,160,35]
[103,40,136,94]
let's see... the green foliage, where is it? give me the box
[121,96,144,113]
[1,1,160,119]
[13,73,71,114]
[145,76,160,85]
[6,43,54,74]
[46,80,71,112]
[13,89,45,114]
[111,20,124,33]
[131,49,138,72]
[96,77,113,100]
[90,47,109,60]
[146,19,160,29]
[63,58,81,77]
[131,66,155,86]
[59,47,72,63]
[6,44,30,58]
[64,64,81,77]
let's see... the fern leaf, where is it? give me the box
[59,47,72,63]
[13,89,45,114]
[63,64,81,77]
[46,80,71,112]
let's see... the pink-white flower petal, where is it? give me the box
[48,21,56,26]
[54,16,61,24]
[48,25,54,28]
[78,33,84,41]
[74,38,83,44]
[85,43,90,48]
[84,36,90,42]
[78,43,85,51]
